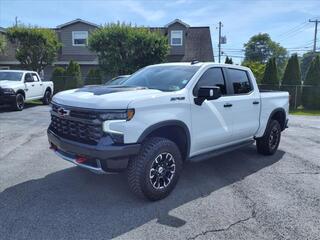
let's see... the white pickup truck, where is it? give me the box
[48,62,289,200]
[0,70,54,110]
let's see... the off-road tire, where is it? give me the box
[127,137,183,201]
[256,120,281,155]
[42,90,51,105]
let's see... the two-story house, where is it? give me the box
[0,19,214,80]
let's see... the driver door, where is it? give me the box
[190,67,234,156]
[24,73,37,98]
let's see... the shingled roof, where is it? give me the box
[150,21,214,62]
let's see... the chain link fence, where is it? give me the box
[258,84,320,110]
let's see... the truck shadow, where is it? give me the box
[0,146,284,239]
[0,102,42,113]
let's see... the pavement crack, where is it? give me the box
[187,208,256,240]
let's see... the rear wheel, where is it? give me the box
[127,137,182,201]
[256,120,281,155]
[14,93,25,111]
[42,90,51,105]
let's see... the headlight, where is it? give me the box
[2,88,15,94]
[99,109,135,121]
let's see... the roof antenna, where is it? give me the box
[191,60,199,65]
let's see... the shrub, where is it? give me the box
[85,69,102,85]
[302,55,320,110]
[64,60,82,90]
[282,54,301,85]
[262,57,279,85]
[51,67,65,94]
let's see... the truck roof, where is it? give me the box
[0,70,38,74]
[149,62,251,72]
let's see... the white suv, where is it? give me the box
[48,62,289,200]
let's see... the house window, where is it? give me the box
[170,30,183,46]
[72,31,88,46]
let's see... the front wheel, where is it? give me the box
[256,120,281,155]
[13,93,25,111]
[127,137,182,201]
[42,90,52,105]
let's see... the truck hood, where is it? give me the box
[52,85,163,109]
[0,80,23,89]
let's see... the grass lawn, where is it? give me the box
[290,110,320,116]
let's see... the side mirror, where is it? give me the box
[194,86,221,106]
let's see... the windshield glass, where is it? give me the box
[0,72,23,81]
[123,65,200,91]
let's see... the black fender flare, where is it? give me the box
[261,108,286,137]
[137,120,191,158]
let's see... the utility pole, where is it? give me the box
[15,16,18,26]
[218,21,222,63]
[309,19,319,52]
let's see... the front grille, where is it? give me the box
[50,115,103,145]
[50,104,104,145]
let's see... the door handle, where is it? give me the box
[224,103,233,108]
[253,101,260,105]
[40,83,43,86]
[31,84,35,87]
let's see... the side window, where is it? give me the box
[24,73,33,82]
[194,68,226,95]
[227,69,252,94]
[32,73,39,82]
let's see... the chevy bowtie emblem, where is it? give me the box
[57,107,70,117]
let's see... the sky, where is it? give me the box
[0,0,319,63]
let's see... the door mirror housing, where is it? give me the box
[194,86,222,105]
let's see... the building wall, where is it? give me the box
[167,22,187,56]
[57,22,97,56]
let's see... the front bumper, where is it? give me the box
[47,129,141,173]
[0,94,16,105]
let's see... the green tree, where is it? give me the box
[6,25,61,72]
[282,54,301,85]
[89,22,169,76]
[244,33,287,72]
[242,61,266,83]
[0,34,6,54]
[300,52,320,81]
[64,60,82,90]
[225,56,233,64]
[51,67,66,94]
[302,55,320,109]
[85,69,102,85]
[262,57,279,85]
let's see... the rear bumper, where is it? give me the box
[47,129,141,173]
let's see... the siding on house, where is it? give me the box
[0,18,214,78]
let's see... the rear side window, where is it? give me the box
[32,73,40,82]
[194,68,226,95]
[227,69,252,94]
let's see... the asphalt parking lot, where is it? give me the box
[0,104,319,240]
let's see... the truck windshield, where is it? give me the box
[0,72,23,81]
[122,65,200,91]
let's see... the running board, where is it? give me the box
[188,140,255,162]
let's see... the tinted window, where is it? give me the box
[194,68,226,95]
[228,69,252,94]
[25,73,33,82]
[123,65,200,91]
